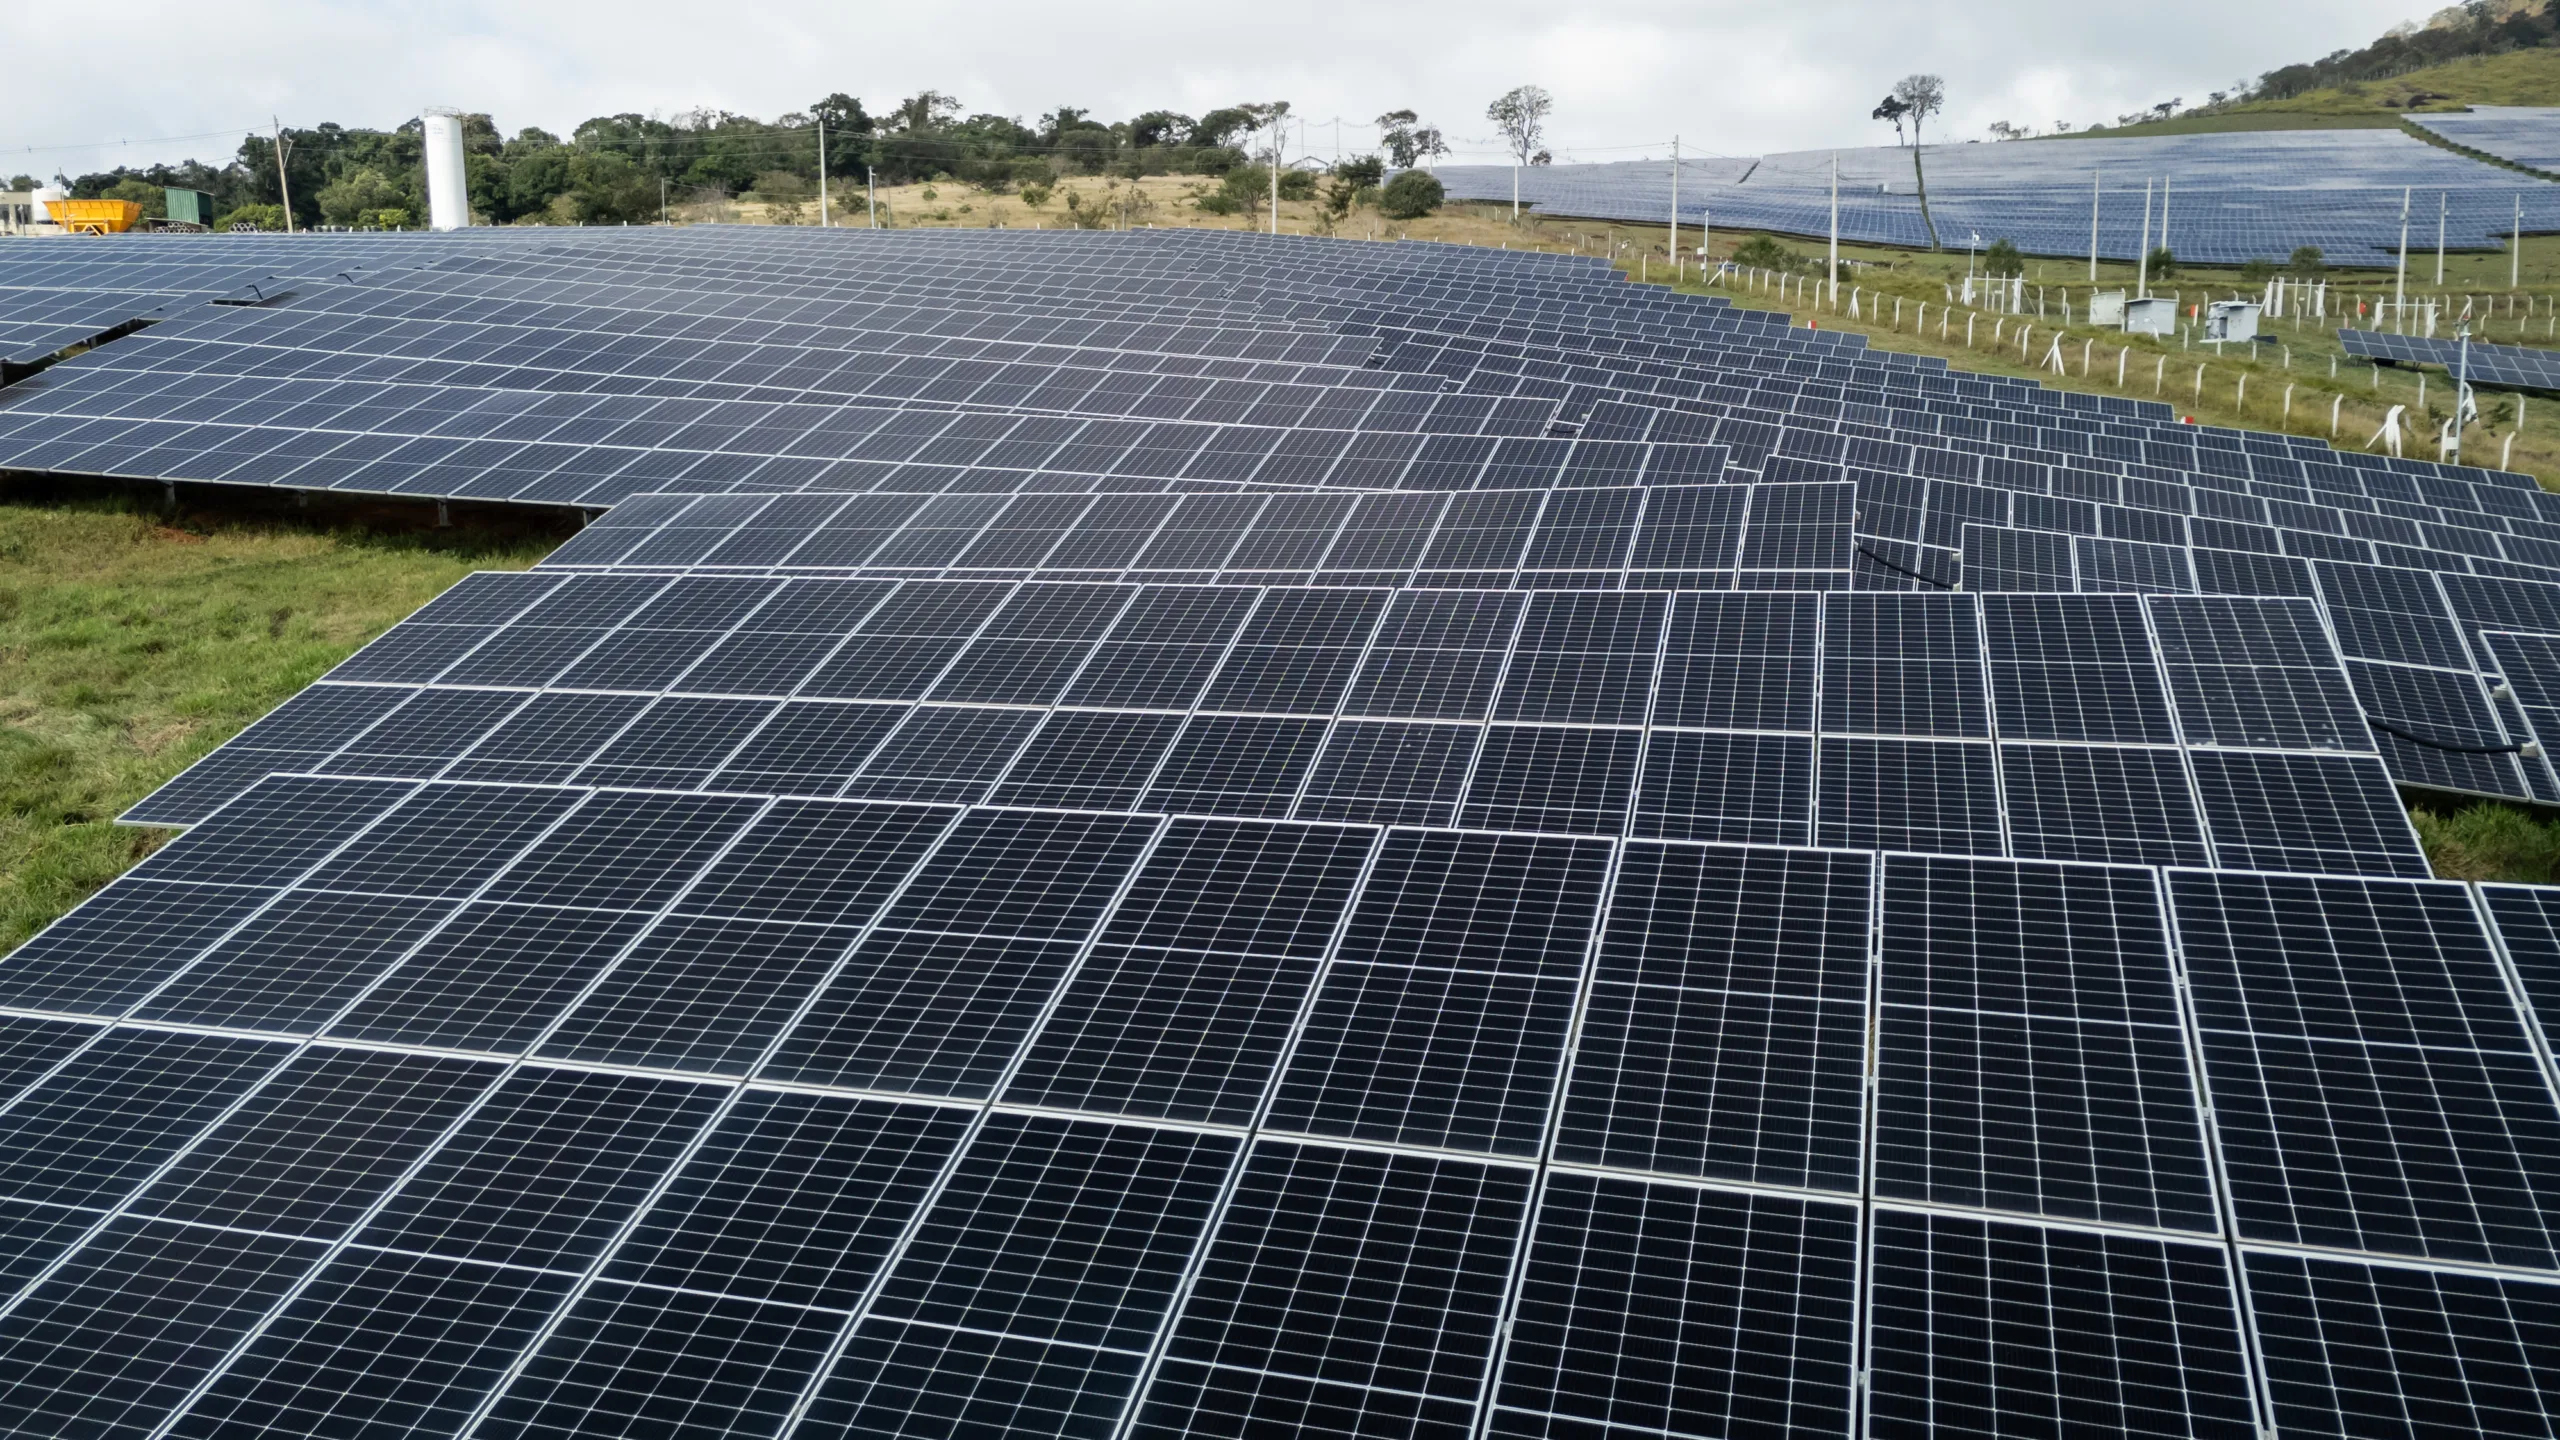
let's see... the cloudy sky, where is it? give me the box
[10,0,2425,178]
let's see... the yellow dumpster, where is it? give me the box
[44,199,142,235]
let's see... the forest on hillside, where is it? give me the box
[33,96,1457,231]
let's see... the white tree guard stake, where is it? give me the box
[2044,334,2066,374]
[2117,347,2128,387]
[2505,432,2518,470]
[2333,394,2344,436]
[2283,384,2293,423]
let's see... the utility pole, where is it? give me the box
[272,118,295,234]
[1828,153,1841,303]
[1270,112,1281,237]
[2088,170,2100,282]
[2452,305,2474,463]
[868,165,878,228]
[2395,186,2411,333]
[659,176,668,226]
[2515,192,2524,290]
[2136,179,2153,299]
[818,118,829,228]
[1668,135,1679,264]
[2437,190,2448,286]
[2157,175,2170,258]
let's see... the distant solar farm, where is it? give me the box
[1430,118,2560,266]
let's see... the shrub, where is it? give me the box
[1983,237,2024,278]
[2146,245,2177,277]
[2289,245,2326,276]
[1277,168,1317,201]
[1379,170,1444,220]
[1730,233,1805,272]
[2239,256,2276,285]
[1333,155,1385,188]
[1215,167,1267,217]
[216,204,287,232]
[1019,181,1053,209]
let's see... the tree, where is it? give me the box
[1193,108,1258,150]
[1128,111,1192,148]
[317,167,404,227]
[102,177,166,219]
[1412,126,1449,167]
[1887,74,1945,250]
[1379,169,1444,220]
[809,94,876,185]
[2147,246,2177,278]
[1333,155,1385,188]
[1376,110,1422,167]
[1486,85,1553,217]
[2239,256,2277,285]
[2289,245,2328,276]
[1238,102,1292,165]
[1984,238,2025,278]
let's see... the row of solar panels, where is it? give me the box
[2340,325,2560,393]
[1425,125,2560,263]
[129,565,2428,880]
[2407,106,2560,176]
[1,767,2555,1436]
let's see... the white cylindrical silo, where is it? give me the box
[423,108,470,231]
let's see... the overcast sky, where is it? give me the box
[9,0,2427,178]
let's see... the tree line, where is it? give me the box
[41,93,1475,230]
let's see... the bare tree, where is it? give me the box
[1487,84,1554,219]
[1888,73,1945,250]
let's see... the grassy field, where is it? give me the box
[710,175,1626,249]
[1558,220,2560,492]
[0,494,555,953]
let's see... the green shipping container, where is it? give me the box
[164,188,211,226]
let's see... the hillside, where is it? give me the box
[2085,47,2560,139]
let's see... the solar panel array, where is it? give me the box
[2338,323,2560,392]
[2407,106,2560,176]
[0,231,551,370]
[3,225,2560,1437]
[1428,126,2560,265]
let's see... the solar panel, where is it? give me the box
[5,224,2560,1437]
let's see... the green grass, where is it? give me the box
[0,494,555,953]
[2082,48,2560,138]
[2411,800,2560,884]
[2059,113,2404,139]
